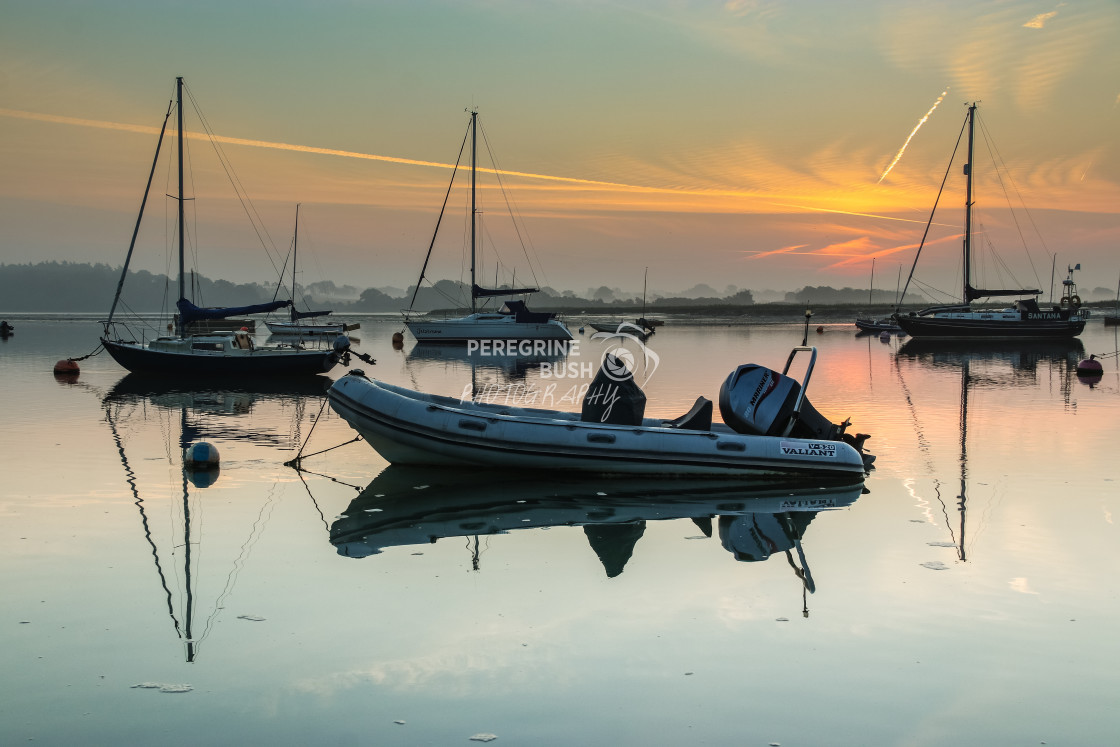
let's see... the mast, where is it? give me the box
[642,267,648,318]
[869,257,875,305]
[176,76,186,336]
[470,109,478,314]
[962,102,976,304]
[292,203,300,319]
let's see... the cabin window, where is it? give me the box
[191,342,223,351]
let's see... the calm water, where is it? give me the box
[2,315,1118,746]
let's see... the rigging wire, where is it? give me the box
[975,111,1050,288]
[478,118,548,292]
[181,81,286,287]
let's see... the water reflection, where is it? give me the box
[331,467,865,603]
[893,338,1082,562]
[104,374,329,447]
[896,337,1084,373]
[102,375,328,661]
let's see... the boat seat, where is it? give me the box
[664,396,712,431]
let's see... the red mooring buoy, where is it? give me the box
[53,359,80,375]
[1076,355,1103,377]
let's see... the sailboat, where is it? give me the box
[854,259,902,333]
[589,267,662,336]
[100,77,350,375]
[403,110,573,343]
[894,103,1087,339]
[264,204,360,337]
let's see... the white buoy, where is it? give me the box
[184,441,220,469]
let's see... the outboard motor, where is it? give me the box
[719,362,872,464]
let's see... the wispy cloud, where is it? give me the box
[742,244,808,261]
[1023,10,1059,29]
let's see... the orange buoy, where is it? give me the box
[53,359,80,374]
[816,326,824,334]
[392,331,404,346]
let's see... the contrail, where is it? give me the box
[1,106,939,226]
[877,89,948,184]
[0,107,645,189]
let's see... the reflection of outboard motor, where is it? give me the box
[331,334,377,370]
[581,354,646,425]
[719,364,871,458]
[718,512,813,561]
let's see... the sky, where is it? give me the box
[2,0,1119,299]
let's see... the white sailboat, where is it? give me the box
[403,110,572,343]
[265,204,360,337]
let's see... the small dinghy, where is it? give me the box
[328,346,873,479]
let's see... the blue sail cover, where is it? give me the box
[177,298,291,328]
[290,307,333,322]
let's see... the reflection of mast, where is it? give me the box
[956,358,969,562]
[104,397,196,661]
[179,404,196,661]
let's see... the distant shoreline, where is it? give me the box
[4,302,1115,327]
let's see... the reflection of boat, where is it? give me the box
[402,110,572,343]
[894,103,1086,339]
[330,466,864,586]
[329,345,874,478]
[103,376,320,661]
[897,337,1084,373]
[264,205,360,337]
[896,336,1081,561]
[105,374,328,447]
[99,77,349,376]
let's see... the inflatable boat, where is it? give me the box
[328,346,874,479]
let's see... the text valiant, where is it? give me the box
[780,441,838,458]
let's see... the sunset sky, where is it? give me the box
[2,0,1118,299]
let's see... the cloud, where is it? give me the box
[1023,11,1059,29]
